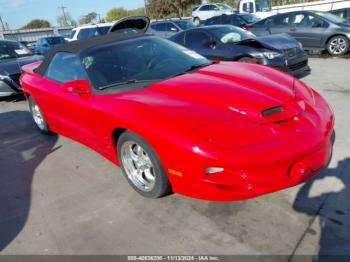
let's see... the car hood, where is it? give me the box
[239,34,300,50]
[0,55,43,76]
[148,62,303,125]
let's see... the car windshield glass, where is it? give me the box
[255,0,271,12]
[216,4,231,10]
[97,26,111,35]
[46,37,65,45]
[80,37,211,90]
[209,26,256,44]
[240,13,261,23]
[173,20,195,30]
[0,41,32,60]
[316,11,345,23]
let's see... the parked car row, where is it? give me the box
[18,16,335,201]
[0,40,42,97]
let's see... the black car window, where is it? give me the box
[229,16,242,26]
[164,22,178,32]
[242,2,254,13]
[150,23,163,31]
[208,5,219,11]
[185,31,211,48]
[272,14,291,26]
[346,9,350,18]
[204,16,221,25]
[332,9,345,19]
[200,5,209,11]
[46,52,87,83]
[173,20,195,30]
[171,32,185,45]
[0,41,32,60]
[291,13,325,27]
[77,28,100,40]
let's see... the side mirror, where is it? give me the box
[170,27,179,32]
[62,80,91,95]
[43,44,49,48]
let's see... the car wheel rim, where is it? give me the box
[121,141,156,192]
[329,38,347,55]
[31,102,45,130]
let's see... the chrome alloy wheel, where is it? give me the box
[329,37,347,55]
[31,102,45,131]
[121,141,156,192]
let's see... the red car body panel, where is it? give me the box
[20,61,334,201]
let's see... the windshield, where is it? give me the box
[80,37,211,90]
[255,0,271,12]
[0,41,32,60]
[216,3,231,10]
[240,13,261,24]
[173,20,195,30]
[316,11,346,24]
[46,37,66,45]
[208,26,256,44]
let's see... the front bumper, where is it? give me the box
[167,91,334,201]
[262,52,310,77]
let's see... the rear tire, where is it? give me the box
[29,96,51,134]
[117,131,172,198]
[326,35,349,56]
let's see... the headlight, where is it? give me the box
[263,51,283,59]
[294,79,315,105]
[297,41,303,49]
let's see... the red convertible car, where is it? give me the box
[20,32,334,201]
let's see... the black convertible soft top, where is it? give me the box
[35,32,148,76]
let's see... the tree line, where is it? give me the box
[20,0,320,29]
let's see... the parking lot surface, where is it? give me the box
[0,58,349,258]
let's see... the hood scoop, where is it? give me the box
[262,106,296,123]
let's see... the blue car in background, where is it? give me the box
[35,36,66,55]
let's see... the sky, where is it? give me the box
[0,0,145,29]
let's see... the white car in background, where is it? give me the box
[192,3,235,25]
[66,22,114,42]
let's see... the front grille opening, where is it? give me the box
[262,106,284,117]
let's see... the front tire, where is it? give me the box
[29,96,51,134]
[117,131,172,198]
[326,35,349,56]
[193,17,200,26]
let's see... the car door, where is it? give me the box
[288,12,326,48]
[185,30,221,60]
[268,13,294,35]
[37,52,96,146]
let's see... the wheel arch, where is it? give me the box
[325,33,349,46]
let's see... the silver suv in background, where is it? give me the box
[192,3,235,25]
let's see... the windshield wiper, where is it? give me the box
[98,79,159,90]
